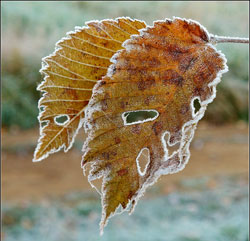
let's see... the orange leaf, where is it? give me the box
[33,18,146,162]
[82,17,228,232]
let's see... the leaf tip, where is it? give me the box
[32,158,41,163]
[32,153,43,163]
[32,147,45,162]
[99,214,108,236]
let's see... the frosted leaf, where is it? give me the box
[82,17,228,233]
[33,17,146,162]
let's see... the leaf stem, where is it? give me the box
[210,34,249,44]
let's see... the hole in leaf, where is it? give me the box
[54,115,69,126]
[136,148,150,176]
[41,121,48,128]
[122,110,159,125]
[88,178,102,194]
[167,142,180,157]
[83,164,102,194]
[193,98,201,114]
[39,106,45,112]
[164,133,180,157]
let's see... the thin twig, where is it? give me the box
[210,34,249,44]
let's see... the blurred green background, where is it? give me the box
[1,1,249,129]
[1,2,249,241]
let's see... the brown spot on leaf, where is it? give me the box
[114,137,121,144]
[167,44,187,59]
[131,125,141,135]
[117,168,128,176]
[179,56,197,73]
[193,87,204,97]
[99,80,106,86]
[110,151,117,157]
[137,79,156,91]
[144,97,150,106]
[127,191,134,200]
[102,152,110,160]
[168,133,181,145]
[180,104,189,114]
[152,121,163,136]
[137,81,145,91]
[149,57,161,67]
[169,135,176,144]
[120,101,125,109]
[162,70,184,86]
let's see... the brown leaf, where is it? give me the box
[82,17,228,231]
[33,18,146,162]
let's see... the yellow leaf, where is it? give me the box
[33,18,146,162]
[82,17,228,232]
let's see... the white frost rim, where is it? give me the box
[121,109,159,126]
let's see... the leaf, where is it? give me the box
[82,17,228,231]
[33,17,146,162]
